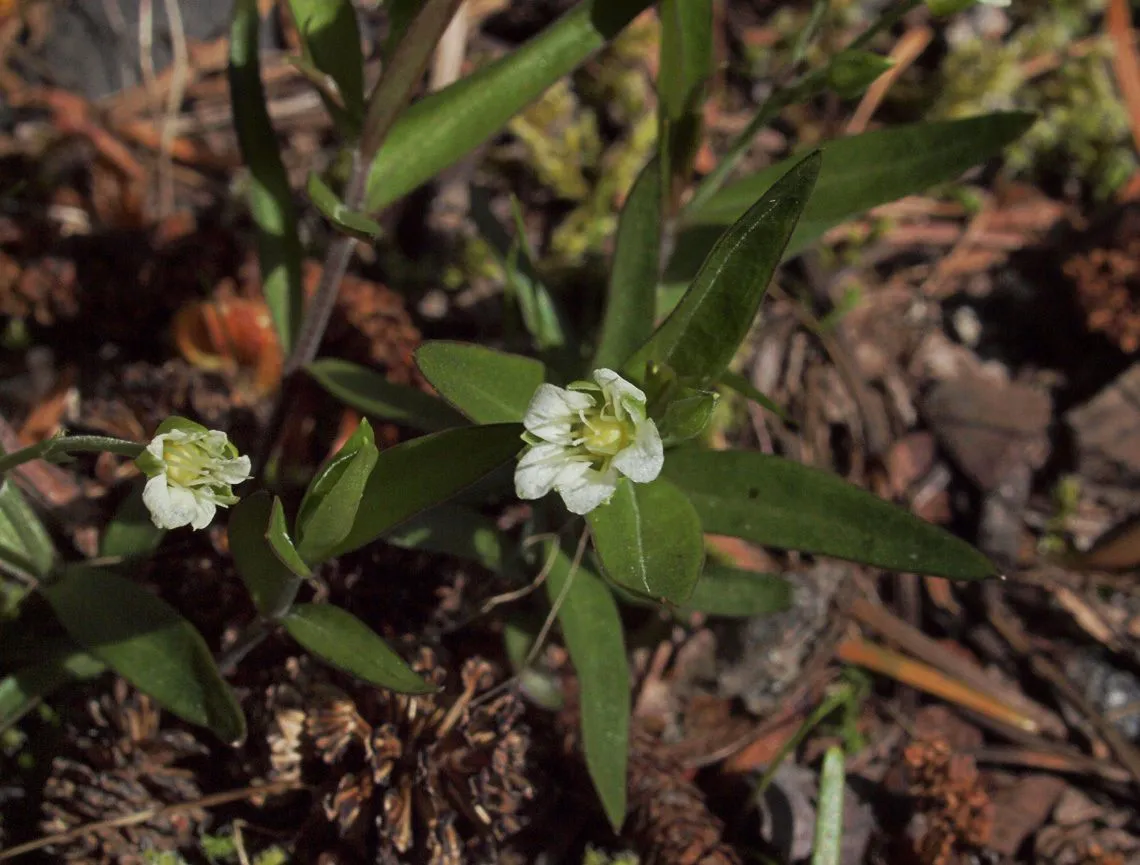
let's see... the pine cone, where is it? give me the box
[39,679,208,863]
[266,649,537,864]
[626,726,742,865]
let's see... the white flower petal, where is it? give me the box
[143,474,198,530]
[189,492,217,530]
[515,443,582,500]
[612,417,664,483]
[145,434,166,461]
[523,384,594,444]
[212,454,252,486]
[557,466,619,515]
[592,368,647,421]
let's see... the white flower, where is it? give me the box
[136,422,252,530]
[514,368,664,515]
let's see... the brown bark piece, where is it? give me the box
[1066,364,1140,486]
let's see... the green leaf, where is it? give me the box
[718,370,791,423]
[629,153,821,385]
[662,449,997,579]
[358,0,464,162]
[505,197,569,352]
[469,190,569,354]
[812,746,846,865]
[658,0,713,122]
[593,157,662,370]
[307,173,383,239]
[308,358,467,432]
[283,603,435,693]
[229,0,304,352]
[415,342,545,424]
[384,0,421,58]
[545,540,629,830]
[684,564,791,617]
[296,419,379,564]
[0,647,105,731]
[658,0,712,195]
[926,0,977,15]
[42,566,245,743]
[230,492,303,617]
[826,50,893,98]
[287,0,365,129]
[334,423,524,556]
[267,497,311,579]
[383,504,504,573]
[657,386,719,446]
[100,481,165,560]
[671,113,1036,284]
[365,0,654,213]
[0,479,54,577]
[587,478,704,604]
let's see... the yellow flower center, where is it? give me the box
[582,417,629,456]
[163,442,207,487]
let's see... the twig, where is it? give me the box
[836,637,1043,733]
[0,779,304,861]
[984,584,1140,790]
[849,596,1064,736]
[845,25,932,135]
[468,525,590,711]
[430,1,469,92]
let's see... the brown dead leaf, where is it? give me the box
[987,774,1068,856]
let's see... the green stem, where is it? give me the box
[752,685,851,800]
[686,72,826,216]
[217,617,274,675]
[0,436,143,476]
[684,0,922,217]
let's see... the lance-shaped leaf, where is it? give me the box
[296,419,379,564]
[334,423,524,556]
[0,644,104,731]
[415,342,545,424]
[230,492,306,618]
[287,0,365,131]
[663,449,997,580]
[365,0,654,213]
[545,540,629,830]
[383,504,505,573]
[593,157,662,370]
[587,477,704,605]
[308,358,466,432]
[666,113,1036,288]
[0,478,54,577]
[307,173,383,239]
[229,0,304,351]
[628,153,821,385]
[100,481,165,560]
[684,564,792,617]
[42,566,246,743]
[284,603,436,693]
[658,0,712,200]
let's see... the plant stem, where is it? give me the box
[218,617,274,675]
[256,0,464,471]
[684,0,922,217]
[0,436,143,476]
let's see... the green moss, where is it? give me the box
[582,847,640,865]
[932,0,1134,199]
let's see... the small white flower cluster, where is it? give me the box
[514,369,663,515]
[137,422,251,530]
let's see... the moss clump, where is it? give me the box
[933,1,1134,199]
